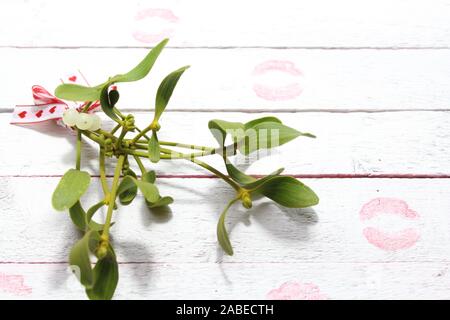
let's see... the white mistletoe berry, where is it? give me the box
[76,113,94,130]
[62,108,79,127]
[89,114,101,131]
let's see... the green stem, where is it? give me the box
[129,143,148,150]
[122,148,178,160]
[114,107,125,120]
[134,140,235,157]
[110,123,121,135]
[129,122,156,144]
[159,149,241,191]
[134,127,150,141]
[122,148,151,158]
[157,140,215,152]
[80,130,104,146]
[123,148,209,160]
[189,158,240,191]
[76,129,82,170]
[115,127,128,150]
[102,154,125,240]
[98,129,117,141]
[130,120,217,152]
[133,155,147,175]
[122,148,240,191]
[160,147,213,159]
[131,143,213,158]
[81,102,92,113]
[99,148,110,196]
[122,147,238,186]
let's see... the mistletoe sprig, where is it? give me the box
[50,39,319,300]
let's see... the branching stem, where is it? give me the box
[102,154,125,241]
[75,129,82,170]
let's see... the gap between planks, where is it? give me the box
[0,260,448,265]
[3,174,450,179]
[3,46,450,50]
[3,108,450,114]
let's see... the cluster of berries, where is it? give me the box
[62,109,101,131]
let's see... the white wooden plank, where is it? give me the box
[2,111,450,176]
[4,48,450,110]
[2,0,450,48]
[1,178,450,263]
[1,262,450,300]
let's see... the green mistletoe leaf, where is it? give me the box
[86,245,119,300]
[52,169,91,211]
[69,230,99,289]
[154,65,190,122]
[148,131,160,163]
[255,176,319,208]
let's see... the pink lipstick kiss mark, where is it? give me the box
[360,197,420,251]
[0,273,32,296]
[267,281,327,300]
[133,8,179,44]
[252,60,304,101]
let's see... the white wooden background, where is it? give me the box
[1,0,450,299]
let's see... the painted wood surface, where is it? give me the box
[1,263,450,300]
[3,112,450,176]
[0,177,449,298]
[1,0,449,300]
[1,177,449,262]
[2,48,450,110]
[2,0,450,48]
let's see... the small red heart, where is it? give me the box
[49,106,57,114]
[18,111,27,118]
[35,110,43,118]
[68,75,77,82]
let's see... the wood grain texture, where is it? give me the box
[1,262,450,299]
[3,111,450,176]
[3,48,450,110]
[2,0,450,48]
[1,177,449,263]
[1,177,450,299]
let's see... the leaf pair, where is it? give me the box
[147,65,190,163]
[227,163,319,208]
[69,201,107,232]
[100,86,121,122]
[56,39,170,123]
[217,164,319,256]
[118,168,138,205]
[85,244,118,300]
[117,175,159,204]
[141,171,174,208]
[117,171,173,208]
[69,231,118,300]
[208,116,315,155]
[55,39,169,102]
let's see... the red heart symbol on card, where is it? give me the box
[68,75,77,82]
[18,111,27,118]
[35,110,43,118]
[49,106,57,114]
